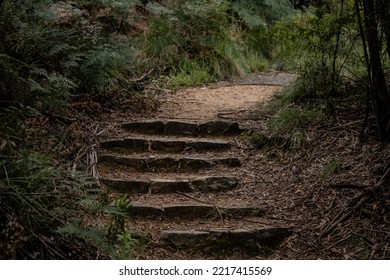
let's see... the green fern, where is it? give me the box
[48,43,74,57]
[79,43,135,94]
[230,0,292,28]
[29,67,49,78]
[145,2,174,15]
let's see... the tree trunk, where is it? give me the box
[377,0,390,59]
[362,0,390,142]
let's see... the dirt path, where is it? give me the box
[158,85,281,120]
[158,72,294,121]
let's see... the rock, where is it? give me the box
[127,203,265,218]
[100,177,241,194]
[209,228,255,242]
[151,139,230,152]
[99,155,240,171]
[165,120,197,136]
[150,140,187,152]
[162,204,216,217]
[223,206,265,217]
[146,157,179,170]
[100,178,150,193]
[99,155,144,168]
[179,157,214,170]
[100,138,149,152]
[191,140,231,151]
[215,157,241,167]
[130,202,164,216]
[161,227,291,247]
[191,176,238,192]
[150,179,191,193]
[198,121,241,136]
[101,138,230,153]
[122,120,164,134]
[161,230,212,247]
[121,120,242,136]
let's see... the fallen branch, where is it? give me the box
[318,165,390,242]
[323,235,352,251]
[318,206,353,241]
[327,120,363,131]
[327,183,367,190]
[87,145,100,186]
[130,68,155,83]
[87,124,101,186]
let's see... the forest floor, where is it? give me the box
[95,72,390,259]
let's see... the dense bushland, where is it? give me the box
[0,0,293,259]
[268,0,389,143]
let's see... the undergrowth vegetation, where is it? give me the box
[254,0,389,152]
[0,0,293,259]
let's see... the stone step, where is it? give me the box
[161,227,291,247]
[99,154,241,171]
[129,202,265,218]
[101,176,238,194]
[100,138,231,153]
[122,120,242,136]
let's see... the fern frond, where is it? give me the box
[29,67,49,78]
[28,78,49,93]
[58,225,105,240]
[230,0,293,28]
[48,73,77,90]
[48,43,74,57]
[146,2,174,15]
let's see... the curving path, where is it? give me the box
[97,72,297,259]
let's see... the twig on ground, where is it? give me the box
[318,207,353,241]
[327,183,367,190]
[145,86,174,93]
[175,191,212,205]
[72,147,87,178]
[87,124,101,186]
[383,242,389,259]
[327,120,363,131]
[318,165,390,242]
[130,68,155,83]
[175,191,224,221]
[323,235,351,251]
[87,145,100,185]
[217,110,246,119]
[234,136,241,148]
[369,244,379,260]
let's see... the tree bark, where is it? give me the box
[377,0,390,59]
[362,0,390,142]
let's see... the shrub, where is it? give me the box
[269,107,323,134]
[273,4,359,105]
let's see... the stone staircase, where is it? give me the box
[98,119,291,256]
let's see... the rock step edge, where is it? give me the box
[100,138,231,153]
[161,227,292,247]
[99,154,241,171]
[100,176,238,194]
[129,203,265,218]
[122,120,242,136]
